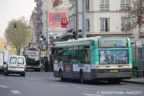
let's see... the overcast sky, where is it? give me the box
[0,0,35,38]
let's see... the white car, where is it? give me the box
[4,55,26,77]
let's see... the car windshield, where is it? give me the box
[100,50,129,64]
[10,57,17,64]
[17,57,24,64]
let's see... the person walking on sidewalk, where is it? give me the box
[40,57,44,72]
[44,56,49,72]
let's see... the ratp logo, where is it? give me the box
[53,14,62,21]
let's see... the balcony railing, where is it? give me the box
[121,4,130,10]
[100,4,109,11]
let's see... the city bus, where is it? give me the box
[53,36,132,83]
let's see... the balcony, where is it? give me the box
[100,4,109,11]
[120,4,130,10]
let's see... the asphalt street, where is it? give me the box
[0,71,144,96]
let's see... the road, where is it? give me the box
[0,72,144,96]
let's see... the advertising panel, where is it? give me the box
[49,12,66,25]
[99,50,128,64]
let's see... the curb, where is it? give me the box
[122,80,144,84]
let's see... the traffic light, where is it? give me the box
[73,31,77,39]
[14,23,17,31]
[40,35,46,41]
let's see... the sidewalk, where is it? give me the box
[123,77,144,84]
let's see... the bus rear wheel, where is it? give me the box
[108,79,121,84]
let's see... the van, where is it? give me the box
[4,55,26,77]
[0,50,10,71]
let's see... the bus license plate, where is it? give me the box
[110,70,118,72]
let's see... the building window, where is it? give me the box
[121,17,130,31]
[86,0,90,12]
[86,19,90,31]
[100,0,109,11]
[121,0,130,10]
[100,18,110,32]
[53,0,62,7]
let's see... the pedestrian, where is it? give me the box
[44,56,49,72]
[49,56,53,72]
[40,57,44,72]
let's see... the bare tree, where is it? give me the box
[121,0,144,31]
[5,18,31,54]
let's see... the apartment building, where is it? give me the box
[30,0,43,43]
[41,0,53,39]
[42,0,70,39]
[30,11,37,43]
[64,0,136,40]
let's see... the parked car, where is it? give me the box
[4,55,26,77]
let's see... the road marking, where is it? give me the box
[51,84,67,87]
[11,90,21,95]
[76,87,96,91]
[0,85,10,88]
[76,87,89,90]
[82,93,103,96]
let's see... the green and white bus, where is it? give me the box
[53,36,132,83]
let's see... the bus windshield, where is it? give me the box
[99,50,128,64]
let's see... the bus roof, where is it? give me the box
[54,36,129,48]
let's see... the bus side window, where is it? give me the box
[54,49,57,60]
[63,55,73,64]
[85,49,90,64]
[76,46,90,64]
[58,56,62,63]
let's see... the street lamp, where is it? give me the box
[69,0,86,38]
[82,0,86,38]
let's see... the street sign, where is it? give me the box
[57,3,72,8]
[61,18,68,28]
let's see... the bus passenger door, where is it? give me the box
[63,56,73,78]
[64,63,72,73]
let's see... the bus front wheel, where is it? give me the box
[80,73,85,84]
[60,71,65,81]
